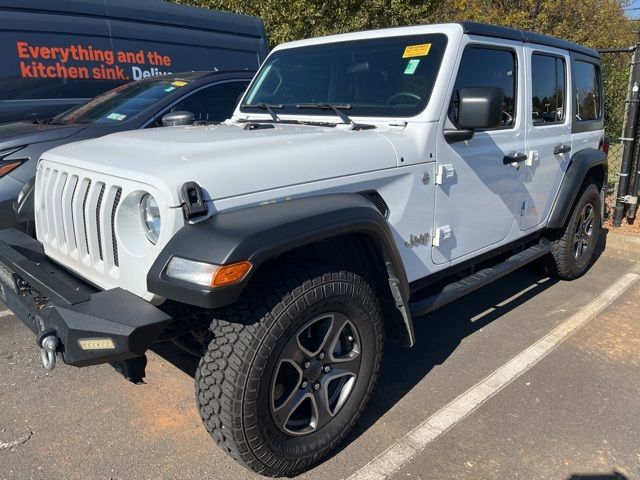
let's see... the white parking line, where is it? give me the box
[348,272,640,480]
[0,309,13,318]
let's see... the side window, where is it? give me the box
[574,61,601,122]
[531,54,566,125]
[452,46,517,128]
[168,81,249,123]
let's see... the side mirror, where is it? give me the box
[161,111,195,127]
[445,87,504,143]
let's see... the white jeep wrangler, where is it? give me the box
[0,22,607,477]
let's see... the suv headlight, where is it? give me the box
[139,193,161,244]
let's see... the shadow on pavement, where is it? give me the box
[343,265,557,449]
[567,472,628,480]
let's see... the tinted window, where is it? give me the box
[168,81,249,122]
[531,55,566,125]
[53,75,201,125]
[452,47,516,128]
[574,61,601,122]
[241,35,448,118]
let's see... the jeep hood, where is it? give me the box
[42,123,400,206]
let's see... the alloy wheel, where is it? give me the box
[574,202,595,260]
[270,312,361,436]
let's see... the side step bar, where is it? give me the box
[409,240,552,317]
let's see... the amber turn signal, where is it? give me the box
[211,261,252,287]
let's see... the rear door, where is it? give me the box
[521,46,572,231]
[433,40,525,265]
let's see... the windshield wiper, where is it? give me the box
[241,103,283,122]
[296,103,354,126]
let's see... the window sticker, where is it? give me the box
[106,113,126,121]
[403,44,431,58]
[164,86,176,92]
[404,59,421,75]
[171,80,188,87]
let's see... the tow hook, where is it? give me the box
[39,335,58,371]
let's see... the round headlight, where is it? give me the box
[139,193,161,244]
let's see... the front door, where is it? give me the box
[521,47,572,230]
[433,41,525,265]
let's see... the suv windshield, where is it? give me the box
[241,34,447,119]
[51,75,201,125]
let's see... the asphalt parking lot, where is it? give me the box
[1,235,640,480]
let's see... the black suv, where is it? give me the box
[0,70,253,232]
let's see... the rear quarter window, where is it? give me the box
[531,54,566,125]
[574,60,602,122]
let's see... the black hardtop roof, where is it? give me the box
[0,0,266,38]
[459,21,600,59]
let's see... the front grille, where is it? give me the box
[111,188,122,267]
[36,166,122,273]
[96,184,106,261]
[82,180,91,253]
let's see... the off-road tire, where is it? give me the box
[543,183,601,280]
[195,264,384,477]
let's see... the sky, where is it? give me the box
[630,0,640,18]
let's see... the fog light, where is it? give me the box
[78,338,116,350]
[166,257,251,287]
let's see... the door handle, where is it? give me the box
[553,144,572,155]
[503,153,528,165]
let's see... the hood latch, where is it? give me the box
[181,181,208,220]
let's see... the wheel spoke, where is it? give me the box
[272,387,310,431]
[295,313,337,357]
[321,313,351,355]
[583,210,594,234]
[279,338,307,365]
[311,387,334,430]
[319,368,357,421]
[327,355,360,378]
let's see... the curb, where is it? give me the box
[601,230,640,260]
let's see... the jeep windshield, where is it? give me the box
[49,74,201,125]
[241,34,447,119]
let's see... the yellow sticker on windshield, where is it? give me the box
[403,44,432,58]
[172,80,188,87]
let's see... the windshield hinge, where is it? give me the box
[433,225,453,247]
[435,164,455,186]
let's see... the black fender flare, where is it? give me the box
[547,148,607,229]
[147,193,413,340]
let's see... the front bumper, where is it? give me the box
[0,229,172,367]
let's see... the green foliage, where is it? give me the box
[441,0,635,50]
[174,0,635,48]
[173,0,444,46]
[602,52,632,141]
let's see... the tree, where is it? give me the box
[172,0,445,46]
[439,0,635,49]
[174,0,634,48]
